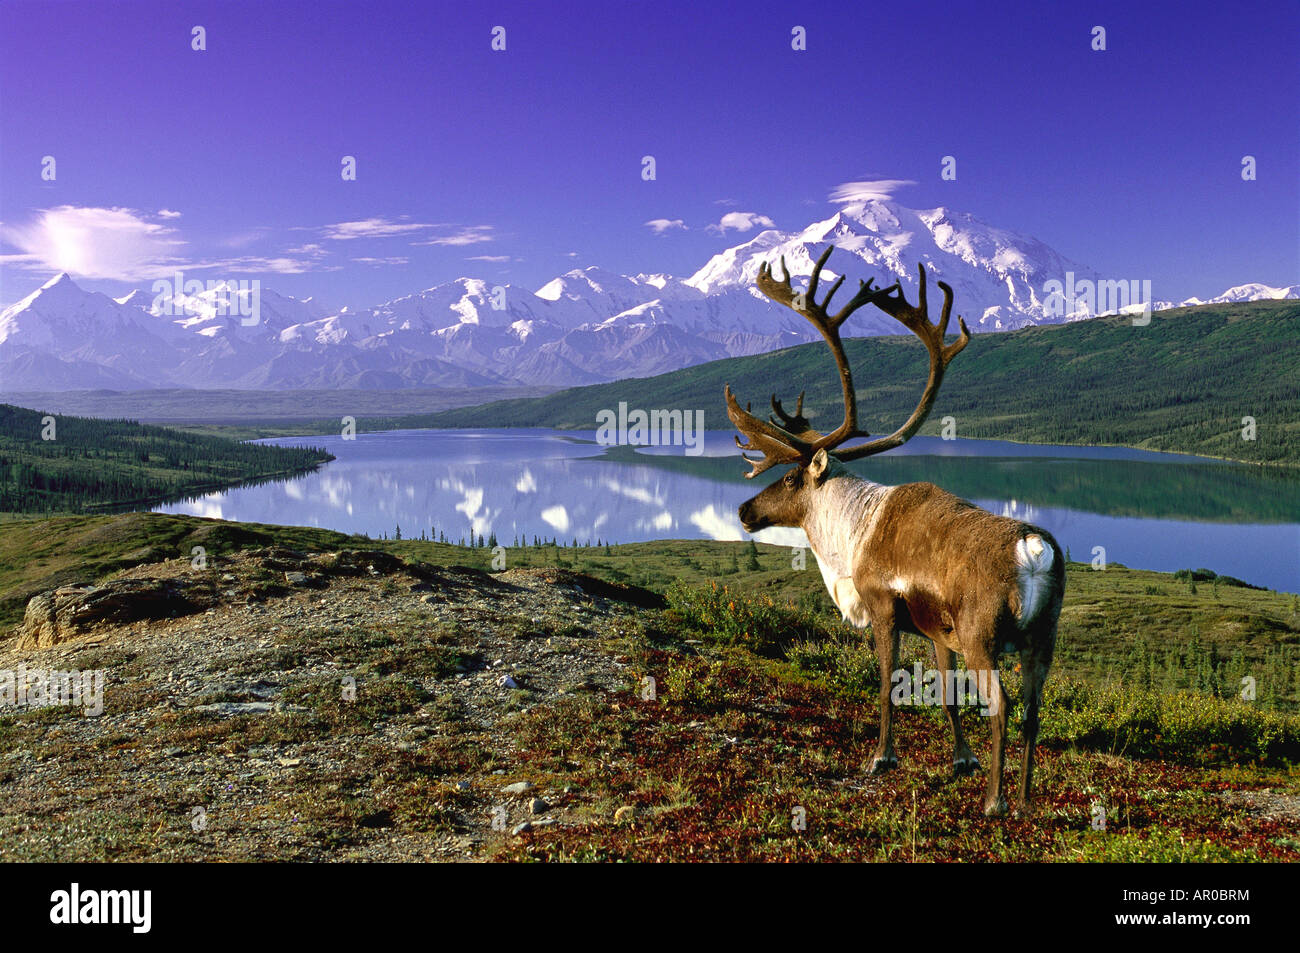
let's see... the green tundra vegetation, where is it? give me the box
[0,404,332,514]
[408,300,1300,466]
[2,512,1296,715]
[1,511,1297,861]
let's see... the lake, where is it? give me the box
[154,428,1300,593]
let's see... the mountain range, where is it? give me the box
[1,197,1295,391]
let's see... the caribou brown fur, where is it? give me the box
[727,246,1065,817]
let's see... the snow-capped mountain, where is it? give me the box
[1,198,1293,391]
[0,274,188,389]
[684,198,1106,333]
[1180,283,1300,307]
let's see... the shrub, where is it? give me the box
[787,637,880,699]
[1064,826,1260,862]
[665,581,838,657]
[664,658,727,710]
[1037,674,1300,765]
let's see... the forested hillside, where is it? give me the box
[0,404,332,513]
[417,300,1300,466]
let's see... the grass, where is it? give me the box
[490,587,1300,861]
[0,512,365,628]
[2,509,1297,861]
[3,512,1297,712]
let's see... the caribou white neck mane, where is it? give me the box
[801,461,894,628]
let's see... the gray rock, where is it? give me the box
[511,818,556,836]
[193,701,276,716]
[501,780,534,796]
[18,578,210,649]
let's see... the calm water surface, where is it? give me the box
[154,429,1300,593]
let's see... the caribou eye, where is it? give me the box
[784,472,798,488]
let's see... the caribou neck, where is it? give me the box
[800,469,894,621]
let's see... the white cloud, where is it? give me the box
[466,254,511,262]
[237,256,337,274]
[645,218,686,235]
[456,486,484,520]
[411,225,494,247]
[218,228,273,249]
[0,206,343,281]
[0,205,186,280]
[688,504,744,541]
[707,211,775,235]
[350,256,409,266]
[600,476,664,507]
[828,179,916,204]
[540,504,570,533]
[157,208,182,219]
[321,217,435,240]
[754,526,809,548]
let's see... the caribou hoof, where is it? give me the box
[868,755,897,775]
[1012,800,1034,820]
[983,795,1008,818]
[953,755,981,777]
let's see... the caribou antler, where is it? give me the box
[725,246,890,476]
[831,261,971,460]
[725,245,971,476]
[725,386,812,479]
[768,391,821,442]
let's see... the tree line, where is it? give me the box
[0,404,332,513]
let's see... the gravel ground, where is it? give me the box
[0,548,660,861]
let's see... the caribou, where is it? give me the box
[725,246,1065,817]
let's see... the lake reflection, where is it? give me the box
[154,429,1300,593]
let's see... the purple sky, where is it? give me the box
[1,0,1296,310]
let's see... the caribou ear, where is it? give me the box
[808,448,831,483]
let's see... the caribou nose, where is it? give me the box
[738,501,763,533]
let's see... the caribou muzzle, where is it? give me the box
[737,498,770,533]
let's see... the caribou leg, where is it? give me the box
[867,607,900,775]
[934,643,979,775]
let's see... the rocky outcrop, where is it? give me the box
[13,547,664,651]
[17,578,212,649]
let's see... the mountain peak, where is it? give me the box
[3,272,87,317]
[115,289,155,309]
[833,198,906,231]
[40,272,79,291]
